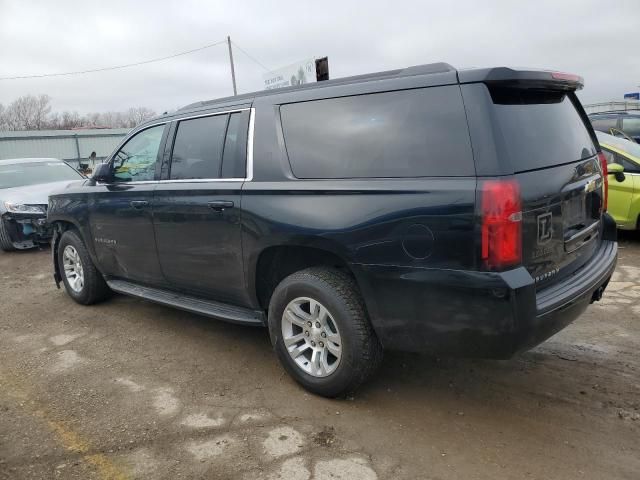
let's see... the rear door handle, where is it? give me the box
[130,200,149,209]
[208,200,234,211]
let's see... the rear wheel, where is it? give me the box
[268,267,383,397]
[0,220,16,252]
[57,230,111,305]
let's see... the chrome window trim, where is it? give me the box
[100,107,255,186]
[174,107,249,122]
[246,107,255,182]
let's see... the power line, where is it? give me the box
[0,39,227,80]
[231,40,271,71]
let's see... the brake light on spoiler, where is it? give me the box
[551,71,582,83]
[480,179,522,270]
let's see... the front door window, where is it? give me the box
[112,125,164,182]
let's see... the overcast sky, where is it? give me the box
[1,0,638,114]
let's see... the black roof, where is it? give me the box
[179,62,457,112]
[140,62,584,127]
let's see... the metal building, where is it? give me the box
[583,101,640,114]
[0,128,129,169]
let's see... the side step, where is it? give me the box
[106,279,264,326]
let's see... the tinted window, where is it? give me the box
[622,117,640,137]
[113,125,164,182]
[621,158,640,173]
[591,117,617,133]
[603,148,640,174]
[170,114,227,180]
[490,89,597,172]
[280,86,474,178]
[0,161,82,189]
[221,111,250,178]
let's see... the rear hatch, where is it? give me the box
[482,78,604,288]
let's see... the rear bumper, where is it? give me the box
[353,239,617,358]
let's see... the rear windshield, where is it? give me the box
[0,161,82,189]
[489,89,597,172]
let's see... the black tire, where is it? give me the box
[268,267,383,397]
[0,219,16,252]
[57,230,111,305]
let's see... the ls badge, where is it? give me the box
[537,212,553,244]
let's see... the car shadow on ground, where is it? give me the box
[100,292,623,417]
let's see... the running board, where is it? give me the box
[106,279,264,326]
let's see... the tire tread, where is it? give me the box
[270,266,383,396]
[0,220,16,252]
[58,230,111,305]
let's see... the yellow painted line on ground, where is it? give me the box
[0,369,129,480]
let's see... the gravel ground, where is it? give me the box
[1,233,639,480]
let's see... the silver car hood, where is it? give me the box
[0,180,84,207]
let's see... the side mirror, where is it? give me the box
[89,162,112,185]
[608,162,625,182]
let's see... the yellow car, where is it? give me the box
[597,131,640,230]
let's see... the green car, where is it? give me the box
[597,131,640,230]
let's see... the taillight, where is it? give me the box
[481,179,522,270]
[598,152,608,212]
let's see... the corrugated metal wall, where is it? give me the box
[584,101,640,114]
[0,129,130,168]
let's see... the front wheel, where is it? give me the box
[268,267,383,397]
[57,230,111,305]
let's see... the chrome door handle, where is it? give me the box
[208,200,234,211]
[130,200,149,209]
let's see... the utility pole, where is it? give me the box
[227,36,237,96]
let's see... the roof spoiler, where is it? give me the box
[458,67,584,91]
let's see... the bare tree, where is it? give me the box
[127,107,156,127]
[0,103,7,130]
[0,94,156,131]
[60,111,82,129]
[3,94,52,130]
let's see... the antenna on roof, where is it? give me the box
[227,36,238,96]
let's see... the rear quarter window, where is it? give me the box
[489,89,597,172]
[280,86,474,178]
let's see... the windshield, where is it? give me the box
[0,161,83,189]
[596,131,640,160]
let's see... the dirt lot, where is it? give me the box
[1,235,639,480]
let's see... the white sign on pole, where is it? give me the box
[263,58,317,90]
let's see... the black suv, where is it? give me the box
[48,63,617,397]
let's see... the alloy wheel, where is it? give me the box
[281,297,342,377]
[63,245,84,293]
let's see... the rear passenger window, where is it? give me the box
[221,111,250,178]
[170,115,227,180]
[280,86,474,178]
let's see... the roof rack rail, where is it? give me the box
[401,62,456,76]
[178,62,458,112]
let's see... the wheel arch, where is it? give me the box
[251,242,364,313]
[50,220,93,288]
